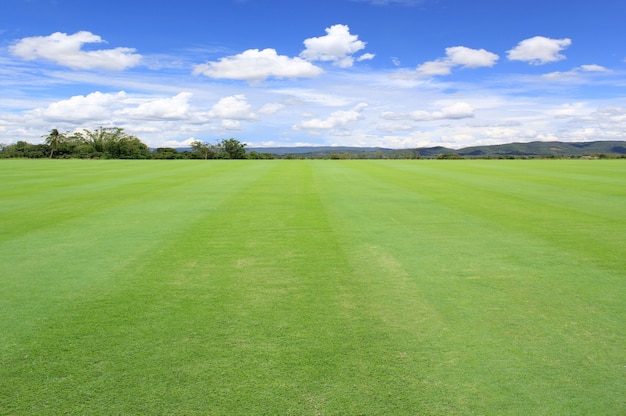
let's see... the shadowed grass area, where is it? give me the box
[1,159,624,414]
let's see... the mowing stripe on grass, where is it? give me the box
[1,159,624,415]
[311,160,625,413]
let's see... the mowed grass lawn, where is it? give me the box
[1,159,624,415]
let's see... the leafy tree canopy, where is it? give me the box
[191,138,247,159]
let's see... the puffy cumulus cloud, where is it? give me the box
[10,31,141,70]
[507,36,571,65]
[115,92,193,120]
[381,102,475,121]
[193,48,322,83]
[293,103,367,130]
[445,46,499,68]
[158,137,198,148]
[414,46,498,77]
[26,91,127,122]
[300,24,370,68]
[207,95,257,120]
[192,24,370,83]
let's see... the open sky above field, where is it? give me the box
[1,0,625,149]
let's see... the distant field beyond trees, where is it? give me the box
[1,159,624,414]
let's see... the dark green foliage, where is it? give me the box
[1,127,151,159]
[3,135,626,160]
[190,140,217,159]
[75,127,151,159]
[246,150,275,159]
[436,152,464,159]
[221,138,247,159]
[0,141,48,158]
[152,147,182,159]
[190,138,247,159]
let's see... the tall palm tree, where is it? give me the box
[43,129,65,158]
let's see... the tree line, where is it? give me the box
[0,128,266,159]
[8,128,618,160]
[0,128,420,160]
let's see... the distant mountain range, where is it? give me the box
[245,140,626,157]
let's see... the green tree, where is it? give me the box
[5,141,48,158]
[246,150,274,159]
[153,147,180,159]
[75,127,122,155]
[74,127,150,159]
[43,128,65,158]
[220,138,247,159]
[191,140,217,160]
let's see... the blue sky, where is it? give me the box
[1,0,625,149]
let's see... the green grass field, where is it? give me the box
[1,159,624,415]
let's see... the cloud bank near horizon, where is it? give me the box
[2,20,625,149]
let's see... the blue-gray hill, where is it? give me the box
[244,141,626,157]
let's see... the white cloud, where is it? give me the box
[415,46,498,77]
[543,64,611,80]
[294,102,368,130]
[300,24,368,68]
[192,24,369,83]
[507,36,572,65]
[579,64,609,72]
[220,119,242,130]
[10,31,141,70]
[193,48,323,83]
[381,102,475,121]
[376,123,414,133]
[159,137,197,148]
[27,91,127,121]
[547,102,589,117]
[115,92,193,120]
[207,94,257,120]
[275,89,352,107]
[415,60,453,76]
[445,46,499,68]
[257,103,285,115]
[2,32,624,151]
[482,127,538,142]
[589,106,626,125]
